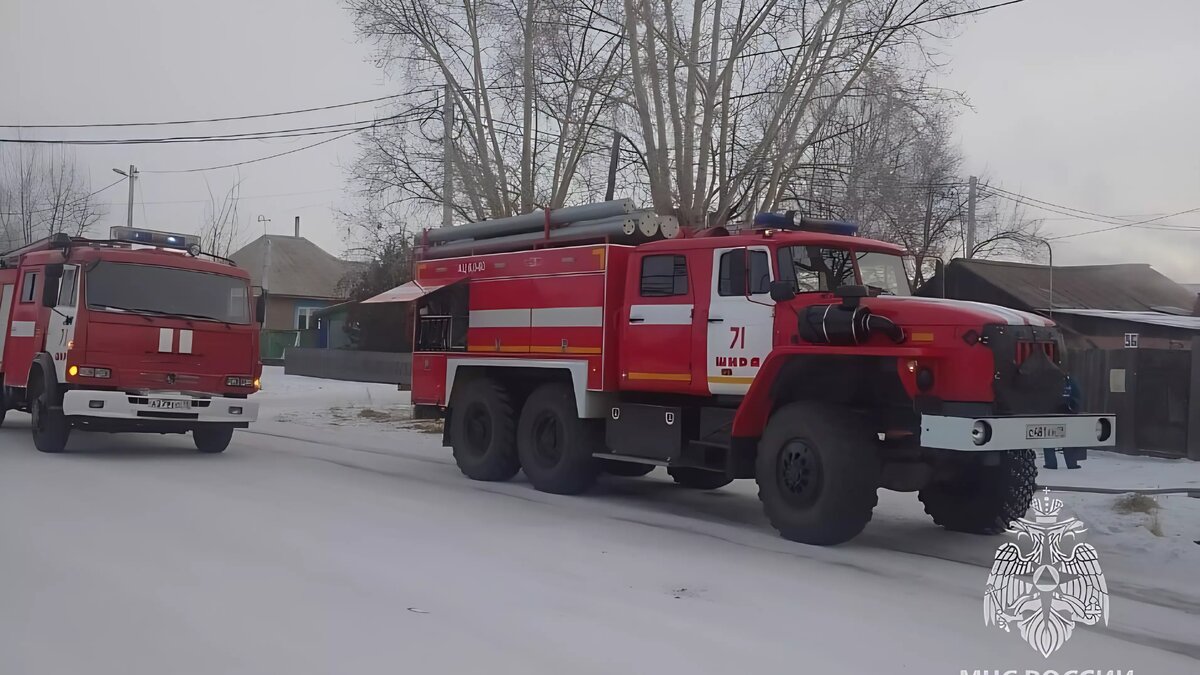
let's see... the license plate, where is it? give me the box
[1026,424,1066,440]
[148,399,189,410]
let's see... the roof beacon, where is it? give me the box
[110,226,203,256]
[754,211,858,237]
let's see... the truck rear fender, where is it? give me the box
[445,358,614,419]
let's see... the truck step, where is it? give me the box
[592,453,670,467]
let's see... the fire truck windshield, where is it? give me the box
[777,246,910,296]
[85,262,251,324]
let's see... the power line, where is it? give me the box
[1047,207,1200,241]
[980,185,1129,224]
[0,118,391,146]
[141,101,440,173]
[1,1,1029,135]
[141,128,366,174]
[0,177,126,216]
[1,93,404,129]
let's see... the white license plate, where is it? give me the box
[148,399,190,410]
[1026,424,1066,440]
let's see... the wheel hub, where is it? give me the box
[778,439,822,506]
[462,402,493,456]
[530,412,564,467]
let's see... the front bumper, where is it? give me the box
[62,390,259,424]
[921,414,1115,451]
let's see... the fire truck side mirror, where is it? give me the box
[41,264,63,307]
[769,281,796,302]
[254,294,266,324]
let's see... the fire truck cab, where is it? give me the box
[0,227,263,454]
[387,212,1116,545]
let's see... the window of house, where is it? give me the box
[297,306,320,330]
[19,271,38,303]
[640,255,689,297]
[718,249,772,296]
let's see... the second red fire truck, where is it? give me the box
[0,227,263,454]
[373,206,1116,546]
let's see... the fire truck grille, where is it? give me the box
[136,411,200,420]
[1013,340,1056,366]
[126,396,211,408]
[983,324,1066,415]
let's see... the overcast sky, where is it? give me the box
[2,0,1197,282]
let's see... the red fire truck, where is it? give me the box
[0,227,264,454]
[376,209,1115,545]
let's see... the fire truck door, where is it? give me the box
[622,253,694,390]
[707,246,774,395]
[46,264,79,382]
[0,282,13,368]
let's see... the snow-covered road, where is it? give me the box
[1,369,1196,674]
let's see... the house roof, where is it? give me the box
[921,259,1196,313]
[1048,308,1200,331]
[230,235,357,300]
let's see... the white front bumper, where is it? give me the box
[921,414,1116,451]
[62,390,259,423]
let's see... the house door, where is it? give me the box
[706,246,774,395]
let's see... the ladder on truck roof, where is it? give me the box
[417,199,681,260]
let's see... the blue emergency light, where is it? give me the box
[110,226,203,256]
[754,211,858,237]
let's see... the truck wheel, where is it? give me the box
[603,461,656,477]
[30,378,71,454]
[194,425,235,453]
[0,405,6,429]
[919,450,1037,535]
[756,402,879,545]
[449,378,520,482]
[517,382,600,495]
[668,467,732,490]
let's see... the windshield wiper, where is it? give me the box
[171,312,236,328]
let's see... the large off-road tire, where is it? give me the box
[193,425,235,453]
[603,461,656,477]
[918,450,1037,535]
[756,402,880,546]
[30,376,71,454]
[668,467,733,490]
[449,378,520,482]
[517,382,600,495]
[0,404,6,429]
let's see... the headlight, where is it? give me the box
[226,376,255,387]
[73,366,111,379]
[971,420,992,446]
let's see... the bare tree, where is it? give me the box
[198,177,243,258]
[0,146,105,251]
[346,0,626,222]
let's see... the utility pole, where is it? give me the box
[965,175,977,259]
[442,82,455,228]
[111,165,138,228]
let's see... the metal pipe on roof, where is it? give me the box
[421,216,668,259]
[424,199,636,244]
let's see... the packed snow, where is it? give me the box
[1,366,1196,674]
